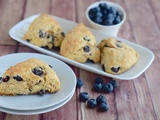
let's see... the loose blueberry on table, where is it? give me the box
[103,83,114,93]
[88,3,122,25]
[96,95,107,104]
[76,78,84,88]
[87,98,97,108]
[110,79,118,89]
[93,83,103,92]
[99,102,109,112]
[79,92,89,102]
[94,77,103,84]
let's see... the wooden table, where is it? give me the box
[0,0,160,120]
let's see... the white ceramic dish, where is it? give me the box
[0,53,76,110]
[9,14,154,80]
[0,89,74,115]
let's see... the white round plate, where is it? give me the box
[0,89,74,115]
[0,53,76,110]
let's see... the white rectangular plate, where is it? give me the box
[9,14,154,80]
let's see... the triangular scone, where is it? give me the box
[98,38,139,74]
[60,23,100,63]
[0,58,60,96]
[23,14,65,49]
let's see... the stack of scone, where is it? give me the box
[23,14,139,75]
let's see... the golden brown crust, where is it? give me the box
[23,14,65,49]
[98,38,139,74]
[0,58,60,96]
[60,23,100,63]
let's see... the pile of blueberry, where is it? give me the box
[76,77,118,112]
[88,2,122,26]
[93,77,118,93]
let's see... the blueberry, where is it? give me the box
[13,75,23,81]
[101,9,108,15]
[89,7,101,14]
[76,78,84,88]
[116,11,121,16]
[39,30,46,38]
[111,67,120,73]
[108,7,116,15]
[0,77,2,83]
[87,99,97,108]
[96,95,107,104]
[99,3,108,10]
[103,18,113,25]
[37,90,46,96]
[61,32,65,37]
[94,17,102,24]
[89,12,95,20]
[94,7,101,12]
[113,16,121,24]
[83,46,90,52]
[2,76,10,82]
[32,67,43,76]
[79,92,89,102]
[106,13,114,20]
[94,77,103,84]
[110,79,118,89]
[93,83,102,92]
[103,83,114,93]
[95,12,103,18]
[99,103,109,112]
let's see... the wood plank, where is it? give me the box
[17,46,39,53]
[0,0,25,45]
[42,93,77,120]
[76,0,97,25]
[4,115,39,120]
[23,0,50,18]
[0,45,16,56]
[148,0,160,30]
[124,0,160,50]
[50,0,76,21]
[145,50,160,120]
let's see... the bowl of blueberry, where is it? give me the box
[86,1,126,36]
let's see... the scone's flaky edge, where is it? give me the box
[60,23,100,63]
[23,14,65,49]
[98,38,139,74]
[0,58,60,96]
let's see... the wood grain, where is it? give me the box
[0,0,160,119]
[0,0,25,45]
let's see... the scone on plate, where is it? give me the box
[23,14,65,49]
[60,23,100,63]
[98,38,139,74]
[0,58,60,96]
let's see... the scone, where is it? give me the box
[23,14,65,49]
[0,58,60,96]
[98,38,139,74]
[60,23,100,63]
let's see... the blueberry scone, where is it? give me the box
[0,58,60,96]
[98,38,139,74]
[60,23,100,63]
[23,14,65,49]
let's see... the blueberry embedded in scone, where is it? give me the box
[23,14,65,49]
[0,58,60,96]
[98,38,139,74]
[60,23,100,63]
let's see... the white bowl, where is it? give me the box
[86,1,126,36]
